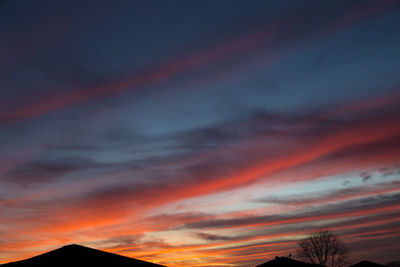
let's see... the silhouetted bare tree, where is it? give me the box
[296,229,347,267]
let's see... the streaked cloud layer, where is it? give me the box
[0,0,399,266]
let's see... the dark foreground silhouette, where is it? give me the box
[256,256,324,267]
[256,257,387,267]
[349,261,386,267]
[0,246,389,267]
[0,244,165,267]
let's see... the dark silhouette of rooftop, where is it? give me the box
[0,244,165,267]
[349,261,386,267]
[256,256,325,267]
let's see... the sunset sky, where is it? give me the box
[1,0,400,266]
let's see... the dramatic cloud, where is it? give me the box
[1,1,400,266]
